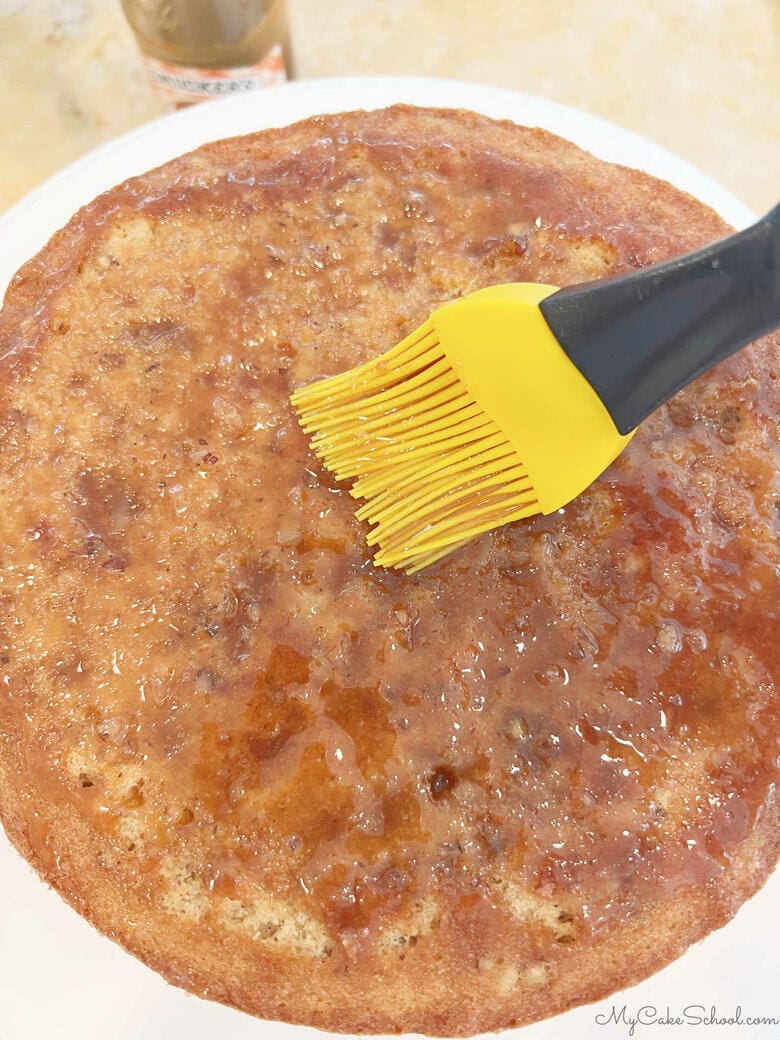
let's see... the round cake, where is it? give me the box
[0,106,777,1036]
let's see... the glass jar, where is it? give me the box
[121,0,294,107]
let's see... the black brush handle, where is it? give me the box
[539,203,780,435]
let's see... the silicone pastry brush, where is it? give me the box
[291,204,780,574]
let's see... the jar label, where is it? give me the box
[142,45,287,106]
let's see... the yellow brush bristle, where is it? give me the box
[290,321,541,573]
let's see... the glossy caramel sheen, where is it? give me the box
[0,107,778,1033]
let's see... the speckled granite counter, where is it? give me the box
[0,0,778,216]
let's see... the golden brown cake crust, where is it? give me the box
[0,106,778,1036]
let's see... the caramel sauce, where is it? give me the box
[0,108,777,956]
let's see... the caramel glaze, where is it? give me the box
[1,107,778,968]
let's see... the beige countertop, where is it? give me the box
[0,0,777,219]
